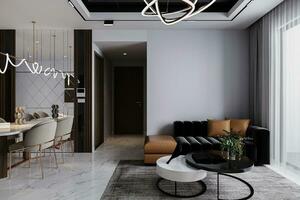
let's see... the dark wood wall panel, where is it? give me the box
[0,30,15,122]
[0,30,15,178]
[74,30,92,152]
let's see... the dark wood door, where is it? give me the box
[114,67,143,134]
[94,53,104,148]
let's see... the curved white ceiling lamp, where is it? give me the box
[142,0,216,25]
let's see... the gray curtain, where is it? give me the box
[249,0,300,163]
[249,21,270,128]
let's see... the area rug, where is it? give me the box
[101,160,300,200]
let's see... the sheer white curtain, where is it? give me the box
[282,25,300,171]
[249,0,300,166]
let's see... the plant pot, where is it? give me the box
[229,154,236,160]
[228,151,236,160]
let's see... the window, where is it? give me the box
[282,24,300,173]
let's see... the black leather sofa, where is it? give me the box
[168,121,270,166]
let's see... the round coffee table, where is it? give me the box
[156,155,207,198]
[186,151,254,200]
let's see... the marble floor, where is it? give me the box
[0,134,144,200]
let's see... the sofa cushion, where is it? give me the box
[230,119,250,136]
[174,121,184,137]
[144,154,171,164]
[207,120,230,137]
[144,135,176,154]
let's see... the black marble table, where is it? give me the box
[186,151,254,200]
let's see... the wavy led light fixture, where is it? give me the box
[142,0,216,25]
[0,22,76,86]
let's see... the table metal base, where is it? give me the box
[156,178,207,198]
[217,173,254,200]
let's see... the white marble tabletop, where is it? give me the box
[0,129,22,137]
[0,118,50,137]
[0,116,67,137]
[0,123,34,137]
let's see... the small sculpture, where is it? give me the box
[51,104,59,119]
[15,107,26,125]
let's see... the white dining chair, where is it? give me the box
[54,116,74,163]
[23,113,35,121]
[0,117,6,123]
[8,119,58,179]
[33,111,49,119]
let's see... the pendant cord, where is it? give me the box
[166,0,169,13]
[32,21,36,62]
[53,33,56,68]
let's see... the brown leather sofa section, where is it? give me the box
[144,154,171,164]
[144,135,176,164]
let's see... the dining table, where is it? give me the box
[0,118,51,179]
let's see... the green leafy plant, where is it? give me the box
[219,130,245,159]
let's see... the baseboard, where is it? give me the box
[267,165,300,186]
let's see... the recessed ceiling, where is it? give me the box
[70,0,284,28]
[82,0,239,13]
[0,0,284,29]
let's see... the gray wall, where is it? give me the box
[147,30,249,135]
[92,29,250,136]
[15,29,74,116]
[103,57,113,140]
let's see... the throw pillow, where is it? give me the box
[207,120,230,137]
[230,119,250,137]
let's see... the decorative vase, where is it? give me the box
[229,150,236,160]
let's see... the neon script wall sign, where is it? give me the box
[0,53,75,86]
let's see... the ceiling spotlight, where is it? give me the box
[123,52,127,56]
[68,0,75,8]
[104,20,114,27]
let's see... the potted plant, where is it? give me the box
[219,130,245,160]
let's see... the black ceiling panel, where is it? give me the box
[82,0,239,13]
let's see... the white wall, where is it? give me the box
[93,29,250,136]
[147,30,249,135]
[93,30,147,42]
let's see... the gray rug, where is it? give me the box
[101,160,300,200]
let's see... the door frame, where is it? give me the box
[94,52,104,149]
